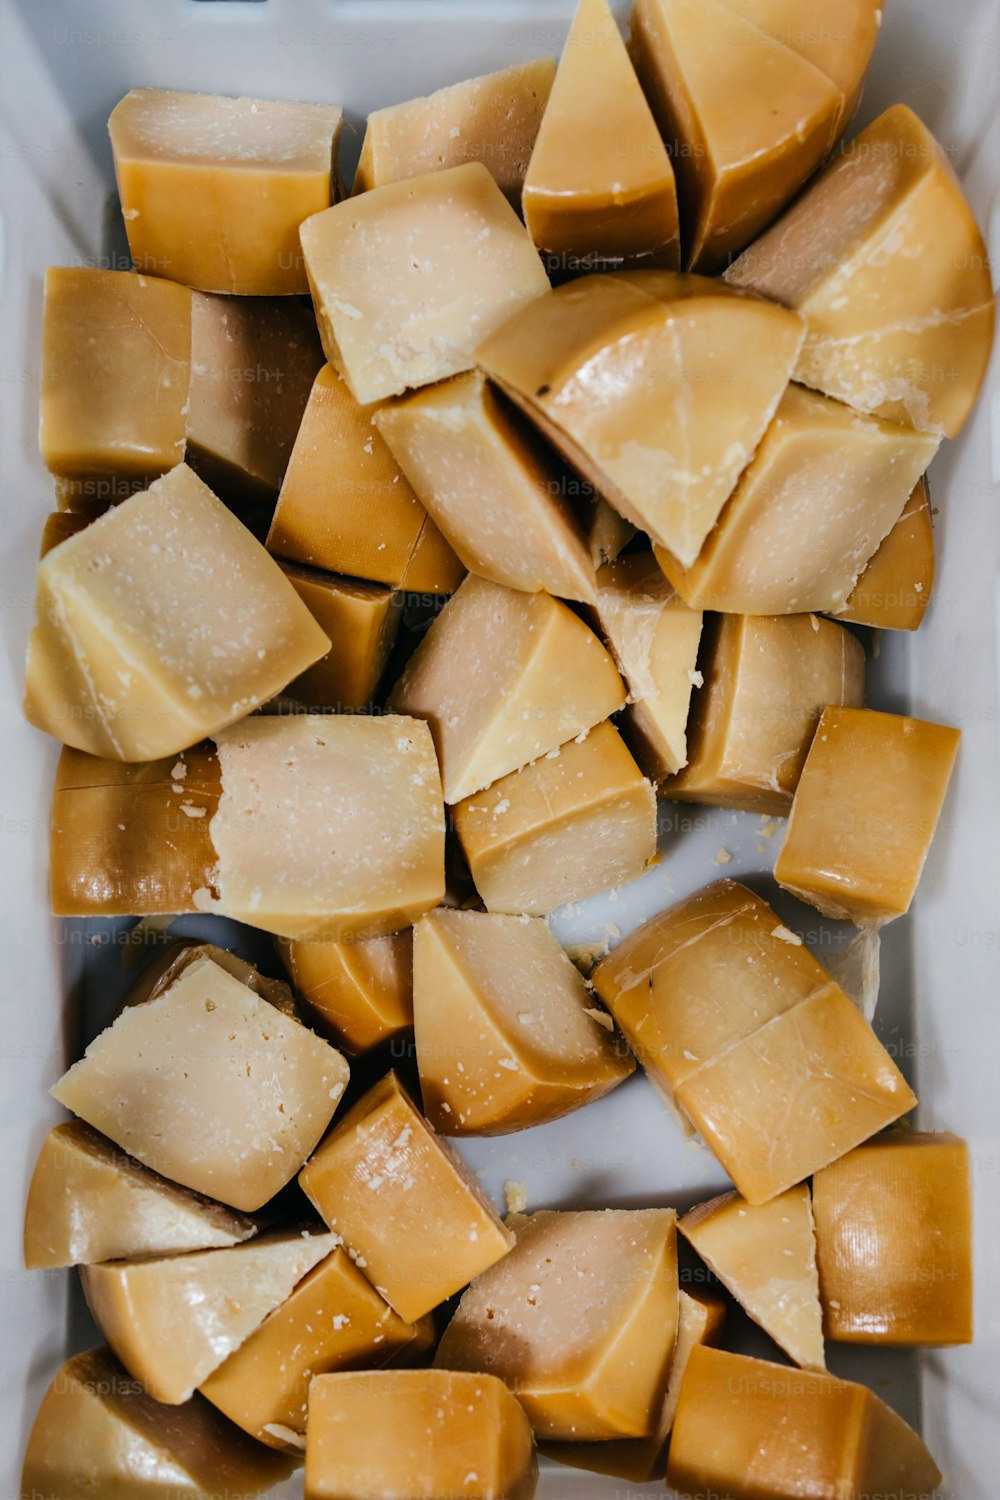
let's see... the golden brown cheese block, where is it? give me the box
[388,574,625,803]
[726,105,995,438]
[656,385,940,615]
[24,463,330,761]
[775,706,961,922]
[679,1185,825,1369]
[22,1348,296,1500]
[39,267,192,481]
[266,364,464,593]
[299,1072,514,1322]
[305,1369,538,1500]
[81,1228,338,1404]
[354,59,556,207]
[476,272,804,567]
[452,721,658,914]
[812,1132,973,1345]
[279,566,400,710]
[301,162,550,405]
[834,479,935,631]
[375,372,598,602]
[23,1120,257,1270]
[278,931,413,1055]
[39,509,91,557]
[413,909,633,1134]
[436,1208,678,1441]
[52,946,350,1212]
[522,0,679,270]
[667,1346,942,1500]
[666,611,865,815]
[201,1247,433,1452]
[109,87,343,295]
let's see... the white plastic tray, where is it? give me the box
[0,1,997,1495]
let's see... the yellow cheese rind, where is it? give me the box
[279,567,400,710]
[110,87,343,295]
[775,705,961,922]
[413,909,633,1134]
[299,1072,514,1322]
[453,721,658,914]
[305,1369,538,1500]
[389,575,625,804]
[834,478,935,631]
[278,932,413,1055]
[812,1132,973,1345]
[301,162,550,405]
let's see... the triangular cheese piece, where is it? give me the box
[679,1185,825,1370]
[523,0,678,266]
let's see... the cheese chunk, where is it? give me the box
[668,1346,942,1500]
[477,272,804,566]
[81,1228,337,1405]
[278,932,413,1055]
[110,88,343,295]
[280,567,400,710]
[376,372,598,602]
[208,714,445,940]
[812,1132,973,1345]
[389,575,625,803]
[56,473,149,516]
[39,267,191,481]
[301,163,550,404]
[187,292,323,502]
[52,947,350,1211]
[522,0,679,270]
[726,105,995,438]
[49,744,220,916]
[591,553,704,778]
[266,365,464,593]
[24,464,331,761]
[354,59,555,207]
[306,1369,538,1500]
[775,706,961,922]
[436,1208,678,1440]
[834,479,934,631]
[667,612,865,815]
[21,1348,295,1500]
[40,510,90,557]
[202,1247,432,1451]
[629,0,867,271]
[453,721,658,914]
[24,1121,256,1270]
[413,909,633,1133]
[679,1186,825,1370]
[299,1072,514,1321]
[587,497,636,567]
[656,385,940,614]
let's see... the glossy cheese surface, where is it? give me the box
[280,567,400,711]
[835,478,935,631]
[278,931,413,1055]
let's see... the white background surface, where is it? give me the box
[0,0,997,1495]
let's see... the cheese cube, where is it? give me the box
[375,372,598,602]
[299,1072,514,1321]
[109,88,343,294]
[24,464,331,761]
[477,272,804,567]
[81,1229,337,1404]
[300,162,550,404]
[775,706,961,921]
[413,909,633,1134]
[389,575,625,803]
[279,567,400,710]
[435,1208,679,1440]
[305,1369,538,1500]
[522,0,679,269]
[667,612,865,815]
[812,1132,973,1345]
[51,945,350,1211]
[834,478,935,631]
[266,365,464,593]
[278,931,413,1055]
[726,105,995,438]
[39,267,191,481]
[656,385,940,614]
[452,721,658,914]
[667,1346,942,1500]
[354,59,555,207]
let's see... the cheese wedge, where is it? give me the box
[834,478,935,631]
[278,932,413,1055]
